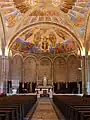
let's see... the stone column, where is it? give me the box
[1,55,6,93]
[21,61,23,83]
[87,56,90,95]
[66,59,68,87]
[36,62,39,86]
[52,62,53,86]
[81,55,88,95]
[8,51,12,82]
[30,82,32,92]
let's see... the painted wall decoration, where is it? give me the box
[69,0,90,37]
[0,1,21,27]
[12,26,78,54]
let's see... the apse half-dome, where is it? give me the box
[11,26,78,54]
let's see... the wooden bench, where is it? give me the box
[53,95,90,120]
[0,95,37,120]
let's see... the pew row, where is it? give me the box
[0,95,37,120]
[53,95,90,120]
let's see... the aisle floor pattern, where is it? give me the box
[31,98,59,120]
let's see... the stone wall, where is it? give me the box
[0,56,2,82]
[11,55,23,82]
[68,55,78,82]
[10,54,81,84]
[23,57,37,82]
[53,57,67,82]
[39,58,52,85]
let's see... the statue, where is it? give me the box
[43,74,47,86]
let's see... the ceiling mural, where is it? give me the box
[12,26,78,54]
[69,0,90,37]
[0,0,90,52]
[21,0,76,13]
[0,1,21,28]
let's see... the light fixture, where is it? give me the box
[78,68,82,70]
[81,47,85,56]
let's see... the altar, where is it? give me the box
[36,74,53,98]
[35,85,53,98]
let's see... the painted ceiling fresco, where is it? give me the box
[0,0,90,49]
[0,0,89,39]
[69,0,90,37]
[0,0,77,28]
[12,26,78,54]
[0,1,21,27]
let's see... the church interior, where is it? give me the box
[0,0,90,120]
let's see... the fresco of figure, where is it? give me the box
[60,0,77,13]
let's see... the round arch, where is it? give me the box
[53,55,66,63]
[11,54,23,82]
[84,9,90,52]
[67,55,78,82]
[9,2,73,36]
[13,53,23,60]
[39,56,53,64]
[23,55,37,63]
[23,56,37,82]
[53,56,67,82]
[38,56,52,85]
[0,12,6,55]
[7,22,83,52]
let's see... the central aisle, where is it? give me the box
[31,98,59,120]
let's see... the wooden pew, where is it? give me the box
[53,95,90,120]
[0,95,37,120]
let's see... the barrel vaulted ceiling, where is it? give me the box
[0,0,90,54]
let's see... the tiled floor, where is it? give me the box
[30,97,66,120]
